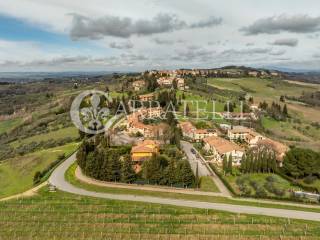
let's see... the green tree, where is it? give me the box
[163,159,177,185]
[194,163,200,188]
[240,154,247,173]
[283,104,288,116]
[227,155,233,175]
[176,160,195,187]
[222,155,228,174]
[185,103,190,117]
[121,157,137,183]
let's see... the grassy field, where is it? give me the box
[206,77,320,150]
[199,176,220,192]
[176,91,238,123]
[0,142,79,198]
[207,78,318,100]
[261,116,320,150]
[66,164,320,213]
[1,187,320,239]
[0,117,23,135]
[10,126,79,148]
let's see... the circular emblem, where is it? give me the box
[70,90,112,134]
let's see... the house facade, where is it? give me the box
[131,140,160,172]
[157,77,185,90]
[228,126,265,147]
[203,136,244,165]
[127,107,166,139]
[257,138,289,166]
[139,93,155,101]
[179,121,217,142]
[132,80,145,91]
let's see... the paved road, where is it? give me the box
[180,141,232,197]
[112,132,137,145]
[180,141,210,177]
[49,151,320,222]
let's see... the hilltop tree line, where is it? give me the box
[286,91,320,107]
[259,101,288,121]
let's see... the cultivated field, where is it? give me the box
[0,188,319,240]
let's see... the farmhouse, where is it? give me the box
[179,121,217,142]
[139,93,155,101]
[132,80,145,91]
[228,126,265,147]
[257,138,289,165]
[222,112,258,120]
[127,108,166,138]
[248,71,258,77]
[244,131,265,147]
[157,77,185,90]
[131,140,160,172]
[203,136,244,165]
[227,126,252,140]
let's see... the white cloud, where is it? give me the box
[0,1,320,71]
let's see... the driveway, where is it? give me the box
[180,140,232,197]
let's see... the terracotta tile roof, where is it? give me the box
[139,93,154,98]
[131,145,157,153]
[258,138,288,158]
[203,136,243,154]
[195,129,210,134]
[229,126,251,134]
[179,121,196,133]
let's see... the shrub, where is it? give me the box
[266,175,277,183]
[255,186,268,198]
[304,175,317,184]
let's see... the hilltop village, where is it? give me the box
[73,67,320,201]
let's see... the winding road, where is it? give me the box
[49,151,320,222]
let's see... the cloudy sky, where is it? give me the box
[0,0,320,72]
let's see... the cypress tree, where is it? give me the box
[178,160,195,187]
[121,157,137,183]
[195,163,200,189]
[222,155,228,174]
[240,154,246,173]
[227,155,233,175]
[163,159,177,185]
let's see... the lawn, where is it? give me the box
[0,142,79,198]
[199,176,219,192]
[0,117,23,135]
[261,116,320,151]
[66,163,320,213]
[176,91,239,122]
[10,126,79,148]
[1,188,320,239]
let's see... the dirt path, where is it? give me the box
[0,181,47,202]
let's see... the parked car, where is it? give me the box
[191,148,196,154]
